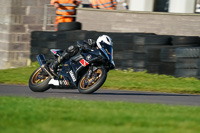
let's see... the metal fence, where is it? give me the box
[43,4,76,31]
[43,4,55,31]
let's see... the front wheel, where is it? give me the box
[78,67,107,94]
[29,67,51,92]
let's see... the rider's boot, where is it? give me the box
[49,45,79,76]
[49,51,70,76]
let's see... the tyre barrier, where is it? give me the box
[171,36,200,45]
[58,22,82,31]
[175,58,200,69]
[175,47,200,58]
[174,47,200,78]
[159,62,176,76]
[146,62,160,74]
[133,35,171,45]
[30,30,200,78]
[175,69,199,78]
[160,47,177,63]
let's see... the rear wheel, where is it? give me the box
[78,68,107,94]
[29,67,51,92]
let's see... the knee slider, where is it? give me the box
[61,50,70,60]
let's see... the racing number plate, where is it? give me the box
[79,59,89,67]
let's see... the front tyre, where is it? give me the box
[29,67,51,92]
[78,67,107,94]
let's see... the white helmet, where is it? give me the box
[96,35,113,49]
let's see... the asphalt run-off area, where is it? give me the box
[1,84,200,106]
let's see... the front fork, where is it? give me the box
[84,64,98,87]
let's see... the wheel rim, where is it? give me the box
[31,68,48,85]
[80,69,102,89]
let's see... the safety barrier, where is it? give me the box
[30,30,200,78]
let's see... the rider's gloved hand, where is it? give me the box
[77,39,96,51]
[88,39,95,46]
[77,43,90,52]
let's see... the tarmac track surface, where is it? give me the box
[0,84,200,106]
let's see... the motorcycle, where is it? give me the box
[28,40,115,94]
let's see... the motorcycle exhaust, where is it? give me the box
[37,54,46,67]
[36,54,53,78]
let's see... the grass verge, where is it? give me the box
[103,69,200,94]
[1,96,200,133]
[0,63,200,94]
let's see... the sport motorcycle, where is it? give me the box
[28,39,115,94]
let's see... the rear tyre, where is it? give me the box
[29,67,51,92]
[78,67,107,94]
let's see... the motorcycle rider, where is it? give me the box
[49,35,114,76]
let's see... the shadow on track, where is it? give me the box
[46,90,199,97]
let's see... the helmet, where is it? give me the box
[96,35,115,69]
[96,35,113,49]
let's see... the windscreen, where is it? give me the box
[99,42,113,63]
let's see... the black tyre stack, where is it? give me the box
[56,30,86,49]
[171,36,200,78]
[159,46,177,75]
[175,46,200,78]
[111,33,156,70]
[30,31,86,62]
[111,33,125,69]
[132,35,171,72]
[30,31,41,62]
[112,33,134,69]
[30,31,57,61]
[159,36,200,76]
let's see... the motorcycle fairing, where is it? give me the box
[49,46,113,87]
[50,49,63,56]
[99,43,115,68]
[79,59,89,67]
[57,51,103,86]
[48,78,69,86]
[58,60,78,86]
